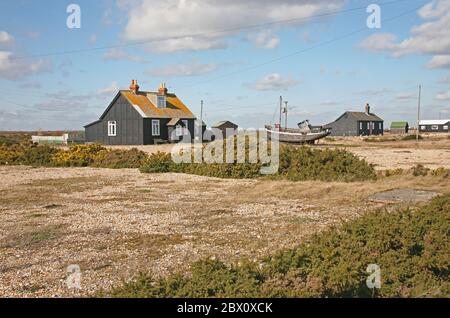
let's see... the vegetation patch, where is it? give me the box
[108,193,450,298]
[141,145,376,182]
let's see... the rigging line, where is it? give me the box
[176,4,423,90]
[2,0,409,61]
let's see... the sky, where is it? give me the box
[0,0,449,131]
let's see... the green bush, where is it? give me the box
[411,164,430,177]
[402,134,423,141]
[140,145,376,182]
[140,152,174,173]
[92,148,147,169]
[19,144,59,167]
[108,193,450,298]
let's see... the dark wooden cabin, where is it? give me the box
[324,103,384,136]
[85,81,199,145]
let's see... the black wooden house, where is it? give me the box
[324,103,384,136]
[85,81,198,145]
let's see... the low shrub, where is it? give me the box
[0,143,25,165]
[108,193,450,298]
[140,152,174,173]
[411,164,430,177]
[52,144,105,167]
[140,144,376,182]
[402,134,423,141]
[20,144,59,167]
[93,148,147,169]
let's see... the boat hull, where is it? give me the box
[266,127,331,144]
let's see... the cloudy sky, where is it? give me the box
[0,0,449,130]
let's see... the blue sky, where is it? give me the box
[0,0,449,130]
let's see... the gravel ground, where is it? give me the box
[0,166,365,297]
[0,165,447,297]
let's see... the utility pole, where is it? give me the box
[279,96,283,129]
[284,101,288,129]
[200,100,204,140]
[416,85,421,142]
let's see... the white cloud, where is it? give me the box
[358,33,398,52]
[0,51,52,80]
[120,0,345,53]
[247,30,280,49]
[103,48,146,63]
[0,31,14,46]
[427,55,450,69]
[96,81,120,96]
[148,61,218,77]
[250,73,299,91]
[359,0,450,68]
[436,91,450,100]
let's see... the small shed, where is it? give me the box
[211,121,238,139]
[390,121,409,134]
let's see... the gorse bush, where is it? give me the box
[402,134,423,141]
[108,193,450,298]
[277,146,376,182]
[0,140,376,181]
[92,148,148,169]
[53,144,105,167]
[140,145,376,182]
[20,144,59,167]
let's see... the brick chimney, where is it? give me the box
[130,79,139,94]
[365,102,370,114]
[158,82,168,95]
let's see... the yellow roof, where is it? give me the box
[121,90,196,119]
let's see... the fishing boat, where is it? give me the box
[265,97,331,144]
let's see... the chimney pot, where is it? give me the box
[130,79,139,94]
[158,82,168,95]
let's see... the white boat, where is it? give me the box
[265,97,331,144]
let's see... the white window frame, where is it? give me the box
[157,96,166,108]
[359,122,363,130]
[182,120,189,135]
[420,126,426,130]
[432,125,439,131]
[444,125,449,131]
[152,119,160,136]
[108,121,116,137]
[367,122,370,129]
[379,122,382,130]
[175,125,183,137]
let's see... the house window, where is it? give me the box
[182,120,189,135]
[432,125,439,131]
[157,96,166,108]
[108,121,116,136]
[175,125,183,136]
[359,122,363,130]
[421,126,426,130]
[444,125,449,131]
[152,120,160,136]
[367,122,370,129]
[379,123,382,130]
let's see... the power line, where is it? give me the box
[177,4,423,90]
[2,0,408,61]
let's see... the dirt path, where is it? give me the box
[1,166,449,297]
